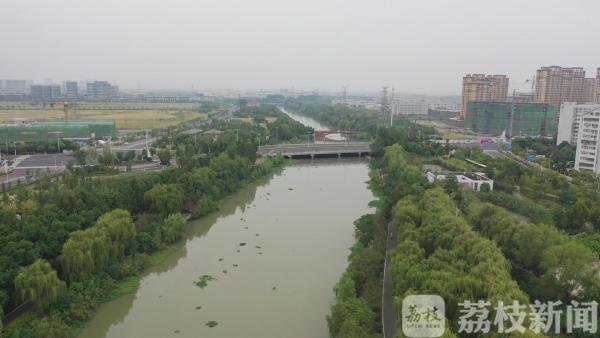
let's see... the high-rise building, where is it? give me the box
[596,68,600,104]
[461,74,509,117]
[464,101,557,137]
[556,103,600,145]
[0,80,27,95]
[574,106,600,173]
[86,81,119,100]
[65,81,78,101]
[583,78,596,103]
[30,84,61,100]
[534,66,586,106]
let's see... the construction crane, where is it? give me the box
[63,94,69,122]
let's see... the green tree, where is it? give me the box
[60,209,135,282]
[73,149,87,166]
[443,175,459,194]
[144,184,184,216]
[161,213,186,243]
[14,259,66,309]
[158,148,171,165]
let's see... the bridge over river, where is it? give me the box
[258,142,371,158]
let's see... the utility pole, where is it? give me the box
[341,85,348,106]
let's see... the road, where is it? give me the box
[112,137,156,151]
[257,142,371,157]
[383,221,398,338]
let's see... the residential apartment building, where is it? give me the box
[597,68,600,104]
[461,74,508,118]
[583,78,597,103]
[556,103,600,145]
[535,66,586,106]
[574,106,600,173]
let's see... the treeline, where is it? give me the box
[284,99,379,135]
[382,145,539,336]
[234,105,313,143]
[7,140,80,155]
[0,116,289,337]
[464,201,600,303]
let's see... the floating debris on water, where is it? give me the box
[239,242,247,246]
[194,275,217,289]
[255,245,261,249]
[244,226,248,229]
[288,187,293,191]
[255,234,259,237]
[272,286,277,290]
[218,258,224,261]
[206,321,219,328]
[233,264,238,267]
[174,330,180,334]
[222,269,228,274]
[258,252,263,255]
[195,306,202,310]
[237,250,240,253]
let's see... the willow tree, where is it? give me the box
[14,259,66,309]
[60,209,135,283]
[161,213,186,243]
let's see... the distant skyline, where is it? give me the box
[2,0,599,95]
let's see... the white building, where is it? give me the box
[392,99,429,115]
[557,103,600,145]
[426,171,493,191]
[574,107,600,173]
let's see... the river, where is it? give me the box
[78,109,372,338]
[278,106,329,131]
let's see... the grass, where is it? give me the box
[103,276,141,302]
[0,102,208,129]
[146,243,180,266]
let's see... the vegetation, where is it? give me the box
[0,106,300,337]
[284,98,380,135]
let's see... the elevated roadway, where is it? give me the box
[257,142,371,158]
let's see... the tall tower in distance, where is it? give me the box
[380,86,390,116]
[461,74,509,118]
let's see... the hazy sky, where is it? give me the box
[2,0,599,94]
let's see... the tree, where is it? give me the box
[60,209,135,282]
[158,148,171,165]
[161,213,186,243]
[144,184,184,216]
[443,175,459,194]
[73,149,87,167]
[14,259,66,309]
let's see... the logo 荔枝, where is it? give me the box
[402,295,446,338]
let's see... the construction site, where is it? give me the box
[464,102,558,137]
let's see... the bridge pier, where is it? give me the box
[310,154,314,159]
[337,153,341,158]
[358,152,362,158]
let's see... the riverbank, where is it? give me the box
[65,162,288,338]
[77,159,373,338]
